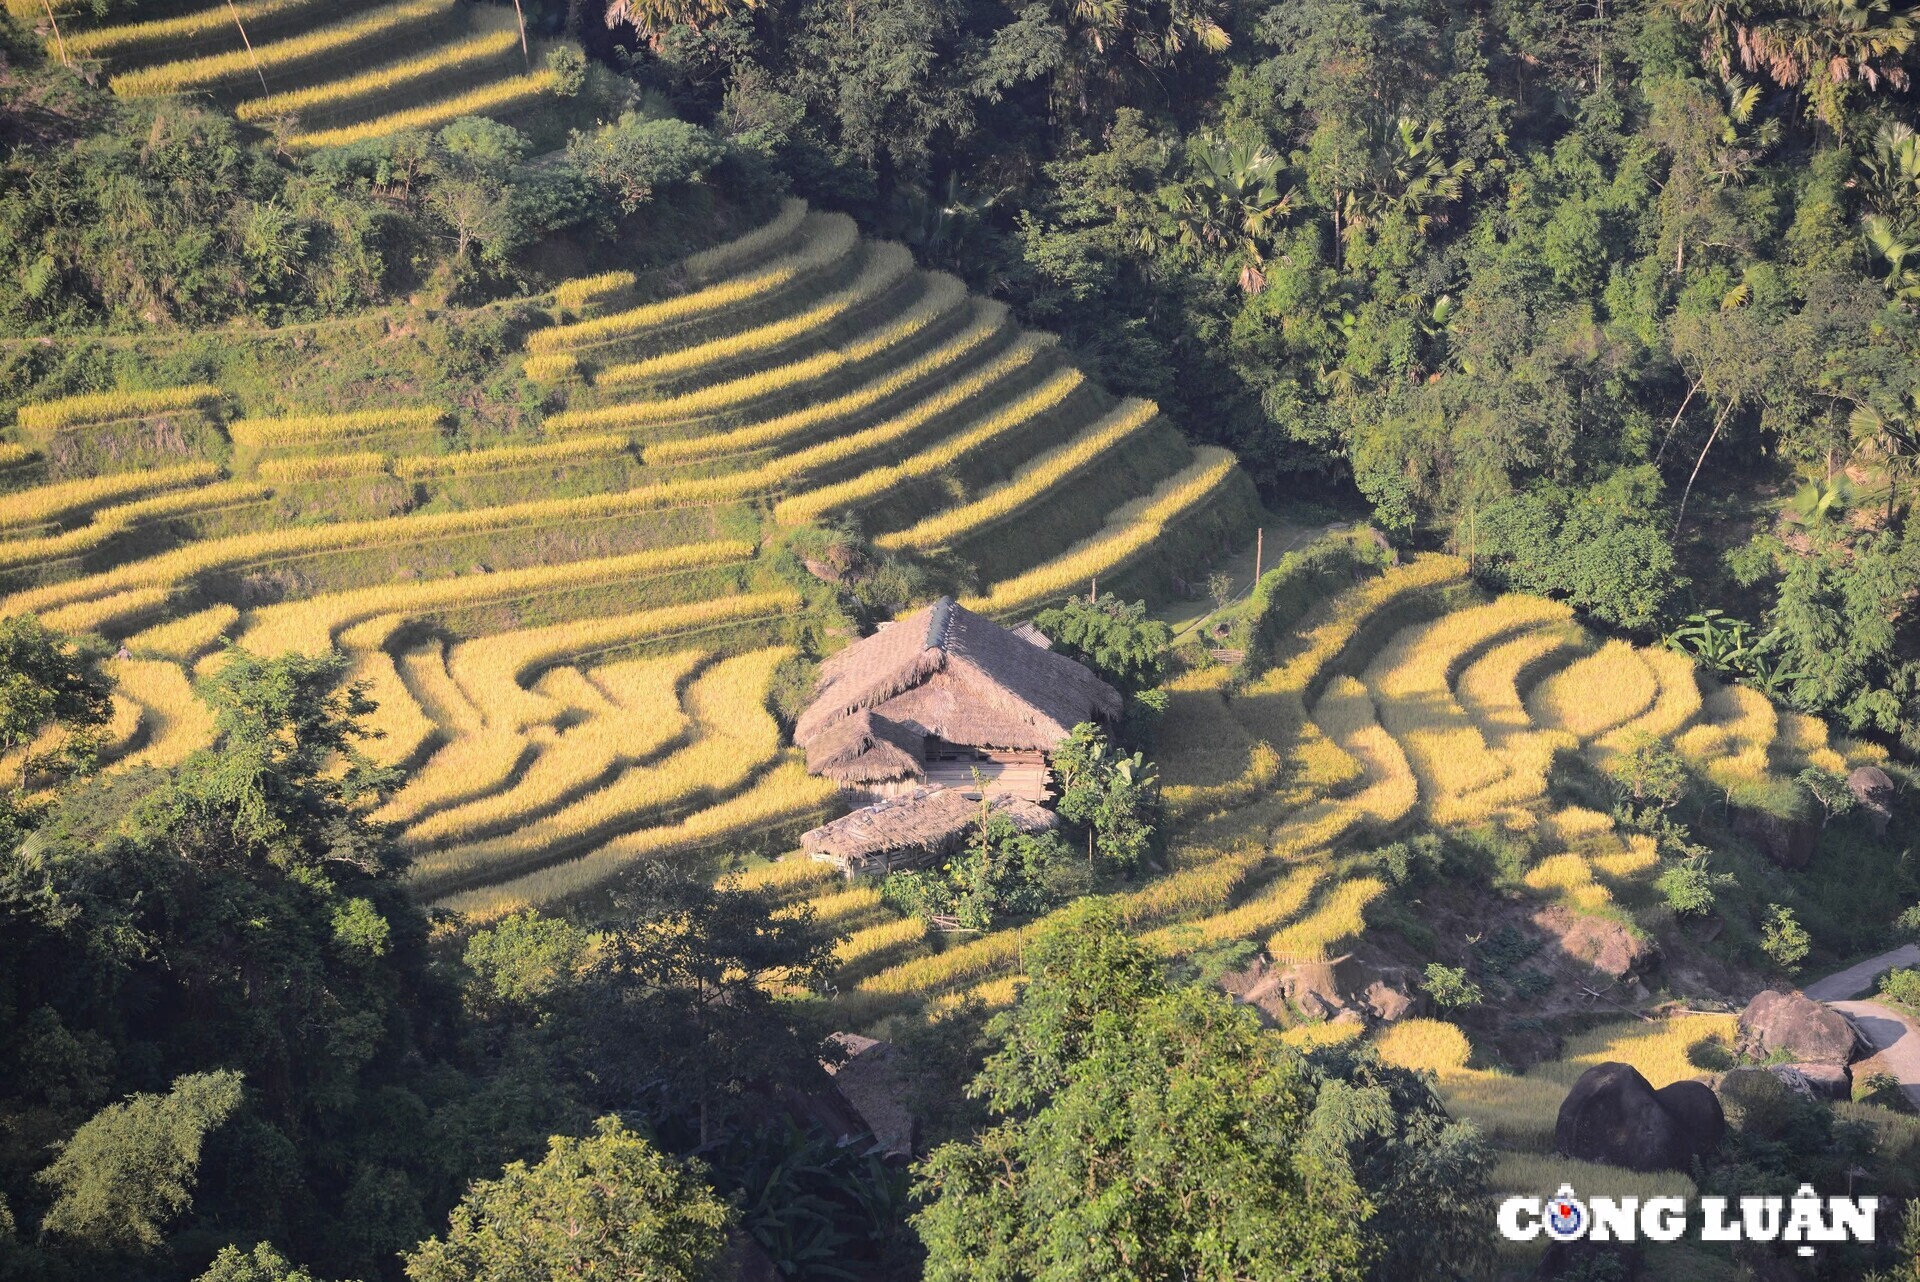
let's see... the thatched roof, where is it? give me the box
[801,787,1056,868]
[804,709,926,784]
[795,599,1120,782]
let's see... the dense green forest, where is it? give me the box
[10,0,1920,1277]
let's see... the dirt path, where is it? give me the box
[1804,945,1920,1108]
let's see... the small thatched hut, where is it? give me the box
[801,787,1057,874]
[795,596,1121,805]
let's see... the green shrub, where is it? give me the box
[1421,963,1484,1009]
[1881,968,1920,1009]
[1760,904,1812,974]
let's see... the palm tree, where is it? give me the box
[1850,122,1920,222]
[1034,0,1230,119]
[1663,0,1917,127]
[604,0,756,41]
[1342,117,1471,245]
[1160,135,1296,293]
[1861,215,1920,300]
[1850,393,1920,519]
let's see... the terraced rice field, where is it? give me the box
[4,200,1252,916]
[45,0,568,148]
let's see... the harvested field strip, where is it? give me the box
[16,384,221,436]
[235,541,751,657]
[681,199,810,282]
[393,653,704,844]
[0,462,221,532]
[806,885,889,932]
[393,435,630,479]
[593,244,915,387]
[631,305,1009,460]
[288,70,560,150]
[876,399,1159,550]
[525,215,858,355]
[961,448,1239,615]
[0,482,272,576]
[2,475,764,620]
[772,367,1086,524]
[62,0,319,60]
[126,605,239,661]
[566,275,967,430]
[111,0,457,95]
[233,27,520,123]
[229,407,445,451]
[835,917,930,974]
[437,755,838,918]
[1527,640,1657,741]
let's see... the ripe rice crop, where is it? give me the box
[1268,875,1387,962]
[1260,555,1468,705]
[341,627,440,769]
[835,916,929,970]
[235,541,750,658]
[96,690,145,764]
[0,481,272,578]
[1158,672,1277,818]
[288,70,561,150]
[108,657,214,770]
[525,215,858,355]
[398,640,484,740]
[681,198,808,281]
[591,243,914,387]
[522,354,580,383]
[961,448,1241,615]
[4,477,763,621]
[125,604,240,661]
[63,0,315,59]
[802,885,887,931]
[1522,853,1612,912]
[877,398,1159,550]
[1531,1014,1735,1089]
[1144,864,1326,952]
[440,755,839,918]
[574,275,967,429]
[1455,624,1581,743]
[0,445,35,470]
[1310,677,1418,826]
[1374,1018,1472,1073]
[1430,1071,1565,1151]
[1590,833,1659,880]
[1777,710,1848,774]
[855,924,1035,999]
[233,27,521,123]
[1527,640,1658,741]
[772,366,1085,525]
[553,272,638,315]
[16,385,221,436]
[228,407,445,451]
[734,855,839,900]
[630,305,1010,460]
[1490,1154,1695,1202]
[441,592,796,700]
[0,462,221,531]
[1280,1020,1365,1050]
[1594,646,1702,756]
[1675,684,1777,777]
[258,452,390,483]
[388,651,703,835]
[41,587,171,636]
[112,0,457,95]
[392,435,629,480]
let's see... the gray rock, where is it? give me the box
[1850,765,1896,837]
[1556,1062,1690,1173]
[1737,989,1861,1066]
[1652,1079,1726,1164]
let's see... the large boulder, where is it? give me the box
[1652,1079,1726,1165]
[1736,990,1860,1066]
[1850,765,1896,837]
[1556,1062,1697,1173]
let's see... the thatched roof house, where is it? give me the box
[795,596,1120,804]
[802,787,1057,874]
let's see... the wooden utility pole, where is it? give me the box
[1253,527,1263,585]
[1089,575,1097,603]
